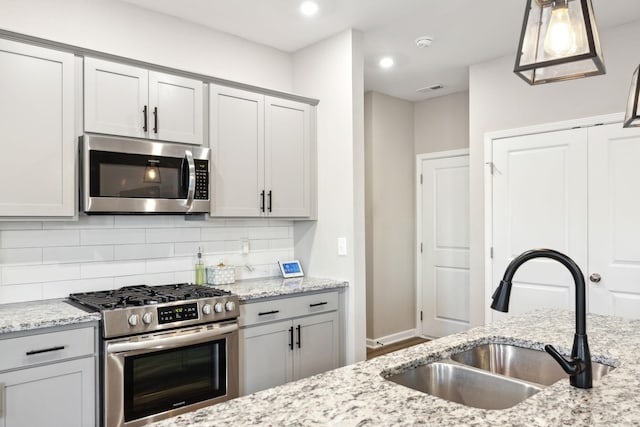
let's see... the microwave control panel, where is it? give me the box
[194,160,209,200]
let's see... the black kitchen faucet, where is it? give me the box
[491,248,592,389]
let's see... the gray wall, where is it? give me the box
[414,91,469,155]
[468,19,640,326]
[364,91,415,341]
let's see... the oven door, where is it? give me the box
[104,321,238,427]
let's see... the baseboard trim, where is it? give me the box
[366,328,418,349]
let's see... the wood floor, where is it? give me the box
[366,337,429,360]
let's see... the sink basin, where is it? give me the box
[450,343,615,386]
[386,362,542,410]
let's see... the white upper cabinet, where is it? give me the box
[84,57,203,145]
[0,39,75,217]
[210,84,315,218]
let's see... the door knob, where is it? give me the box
[589,273,601,283]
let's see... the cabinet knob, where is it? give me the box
[589,273,602,283]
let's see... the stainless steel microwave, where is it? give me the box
[81,134,210,214]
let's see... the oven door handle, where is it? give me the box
[106,323,237,354]
[183,149,196,211]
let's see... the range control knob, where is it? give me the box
[225,301,236,312]
[128,314,139,327]
[202,304,212,315]
[142,312,153,324]
[214,302,224,313]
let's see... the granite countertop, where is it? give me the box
[211,276,348,302]
[0,298,101,335]
[150,309,640,426]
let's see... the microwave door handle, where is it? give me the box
[183,150,196,211]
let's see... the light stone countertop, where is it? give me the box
[211,276,348,302]
[0,298,101,335]
[150,309,640,426]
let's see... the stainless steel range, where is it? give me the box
[69,284,239,427]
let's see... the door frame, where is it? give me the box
[416,148,469,337]
[482,112,623,324]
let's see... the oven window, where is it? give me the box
[90,150,187,199]
[123,339,226,422]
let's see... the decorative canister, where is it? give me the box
[207,263,235,285]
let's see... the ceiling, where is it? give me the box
[120,0,640,101]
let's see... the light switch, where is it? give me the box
[337,237,347,256]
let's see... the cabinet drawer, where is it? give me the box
[0,327,95,371]
[240,291,338,327]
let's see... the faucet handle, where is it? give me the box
[544,344,584,375]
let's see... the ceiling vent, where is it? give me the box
[417,84,444,92]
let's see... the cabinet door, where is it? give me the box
[0,39,75,217]
[588,124,640,318]
[264,97,311,217]
[84,57,148,138]
[149,71,203,145]
[293,311,339,381]
[491,128,588,321]
[0,357,95,427]
[210,85,264,216]
[240,320,293,395]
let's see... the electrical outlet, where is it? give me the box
[241,239,250,254]
[337,237,347,256]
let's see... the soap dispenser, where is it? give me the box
[195,247,205,285]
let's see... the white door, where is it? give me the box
[239,320,293,395]
[0,39,75,217]
[491,128,588,321]
[148,71,203,145]
[265,96,311,217]
[420,153,470,337]
[84,57,148,138]
[588,124,640,318]
[209,85,264,217]
[294,311,339,380]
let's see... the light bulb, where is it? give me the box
[300,1,318,16]
[544,2,576,57]
[379,57,394,68]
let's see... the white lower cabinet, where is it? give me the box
[0,326,97,427]
[239,292,340,395]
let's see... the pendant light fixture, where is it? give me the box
[514,0,605,85]
[623,65,640,128]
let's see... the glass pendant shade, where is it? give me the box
[514,0,605,85]
[624,65,640,128]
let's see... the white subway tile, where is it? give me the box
[224,219,269,227]
[81,229,145,245]
[0,283,43,303]
[42,277,115,299]
[247,227,290,240]
[187,218,225,228]
[43,216,114,229]
[268,219,294,227]
[247,240,269,251]
[115,244,174,261]
[173,270,195,283]
[146,228,200,243]
[0,248,43,265]
[114,216,176,229]
[81,260,146,279]
[268,238,295,250]
[113,272,176,287]
[146,257,193,274]
[0,222,43,230]
[1,230,80,248]
[174,241,225,256]
[2,263,81,285]
[43,246,114,264]
[201,227,248,241]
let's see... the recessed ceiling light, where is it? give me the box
[300,1,319,16]
[415,36,434,48]
[379,57,395,69]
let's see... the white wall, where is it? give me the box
[414,91,469,154]
[0,0,292,91]
[468,20,640,325]
[292,30,366,364]
[0,216,293,304]
[364,91,415,341]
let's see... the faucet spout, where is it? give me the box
[491,248,592,389]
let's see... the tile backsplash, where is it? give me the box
[0,216,294,304]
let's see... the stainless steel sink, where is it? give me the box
[386,361,543,410]
[450,343,615,386]
[384,343,616,410]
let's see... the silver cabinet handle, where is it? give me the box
[183,150,196,211]
[589,273,602,283]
